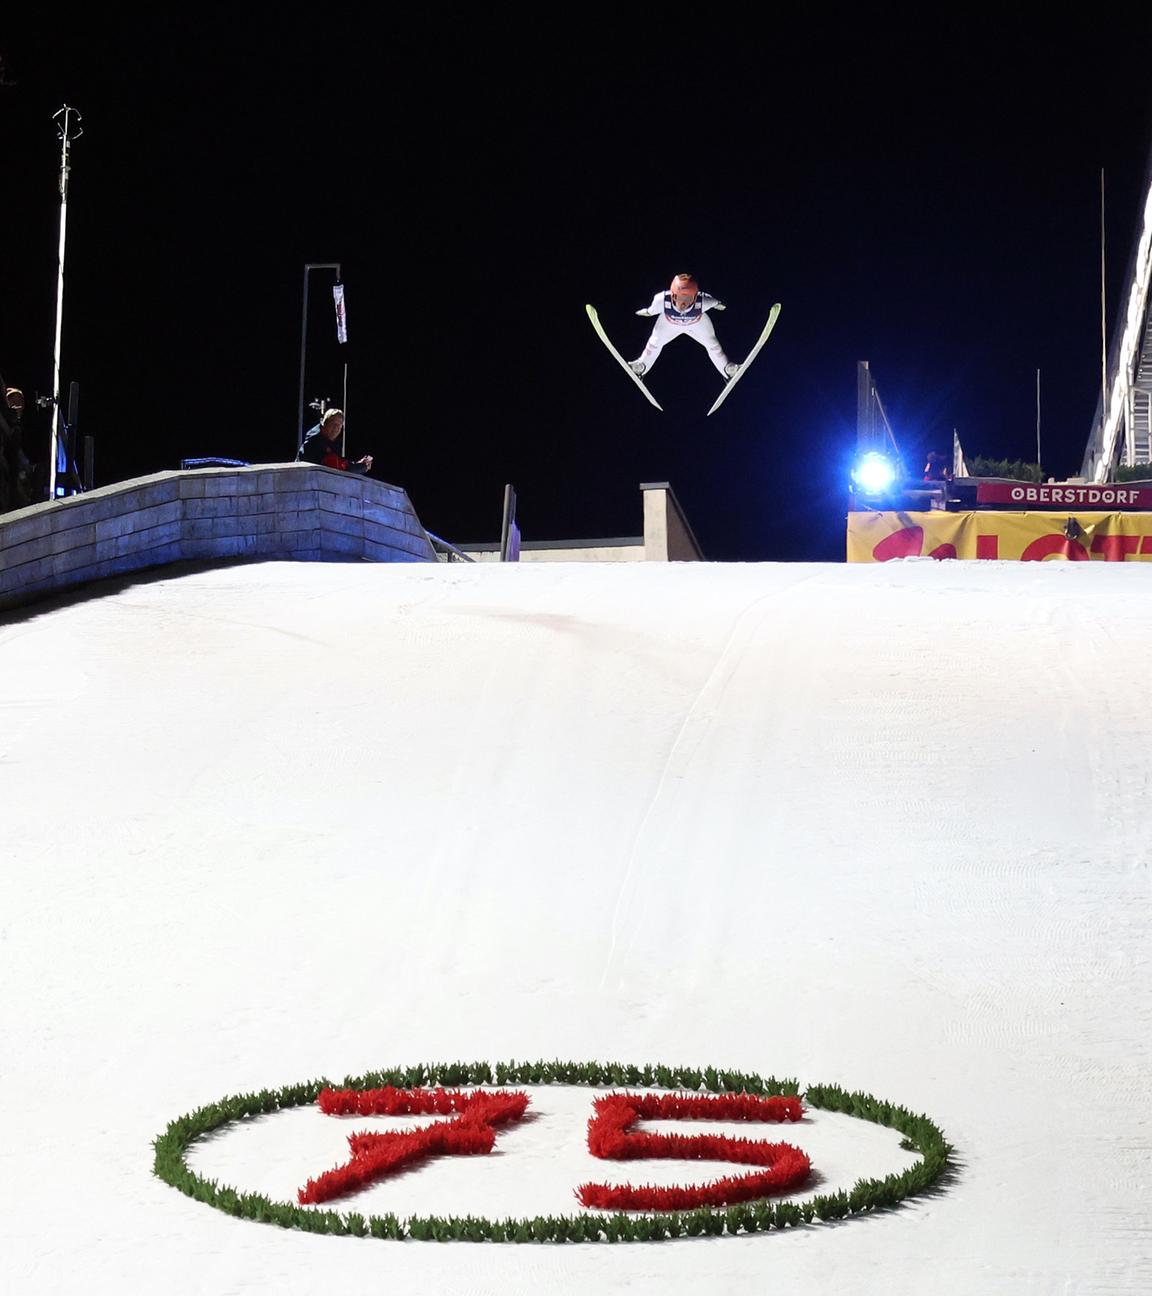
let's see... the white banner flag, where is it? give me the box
[333,283,347,344]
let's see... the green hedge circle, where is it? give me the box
[153,1059,952,1243]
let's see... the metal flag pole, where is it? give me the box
[297,261,341,449]
[49,105,82,500]
[1100,169,1107,444]
[1036,368,1042,472]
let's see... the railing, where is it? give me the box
[426,530,475,562]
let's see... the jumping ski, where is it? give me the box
[585,304,663,410]
[707,303,782,416]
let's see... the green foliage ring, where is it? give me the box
[153,1059,952,1243]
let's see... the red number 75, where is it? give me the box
[298,1086,810,1211]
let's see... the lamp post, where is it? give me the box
[49,105,82,500]
[297,261,341,449]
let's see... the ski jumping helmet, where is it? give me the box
[670,273,699,306]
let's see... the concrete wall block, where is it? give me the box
[362,495,417,526]
[364,514,427,544]
[118,541,184,572]
[363,540,401,562]
[114,520,184,559]
[362,520,417,552]
[63,493,142,526]
[48,522,99,557]
[244,512,279,537]
[0,574,55,604]
[365,544,429,564]
[314,468,363,495]
[366,532,435,562]
[0,510,58,549]
[364,518,434,555]
[87,536,122,568]
[2,520,93,567]
[362,501,412,528]
[254,528,320,556]
[71,522,168,568]
[273,467,314,490]
[184,534,259,561]
[185,496,239,520]
[366,487,409,513]
[255,489,316,515]
[318,510,364,540]
[235,493,275,517]
[318,489,364,519]
[0,553,56,591]
[203,473,259,497]
[185,516,252,541]
[93,500,180,542]
[130,500,184,534]
[48,558,123,587]
[317,529,365,557]
[65,547,183,587]
[138,481,181,510]
[96,512,137,541]
[178,476,207,498]
[0,533,50,568]
[265,507,322,534]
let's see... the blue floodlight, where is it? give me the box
[851,452,897,495]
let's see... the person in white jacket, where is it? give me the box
[630,273,739,379]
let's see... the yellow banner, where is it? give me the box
[846,512,1152,563]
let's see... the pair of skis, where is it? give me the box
[585,302,781,415]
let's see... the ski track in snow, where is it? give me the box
[1,559,1151,1295]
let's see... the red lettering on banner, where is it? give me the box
[928,543,957,559]
[873,526,923,561]
[976,535,999,559]
[1020,535,1089,562]
[1091,535,1141,562]
[298,1087,529,1205]
[576,1092,810,1211]
[1142,537,1152,554]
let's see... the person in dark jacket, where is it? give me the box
[296,409,373,474]
[923,450,951,482]
[1,385,35,513]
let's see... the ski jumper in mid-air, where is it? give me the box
[630,274,739,380]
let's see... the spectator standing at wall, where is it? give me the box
[296,409,373,474]
[0,385,35,513]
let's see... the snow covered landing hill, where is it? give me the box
[1,559,1149,1295]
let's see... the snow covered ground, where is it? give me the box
[1,558,1150,1294]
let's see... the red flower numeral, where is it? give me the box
[297,1086,529,1205]
[297,1086,812,1213]
[577,1091,811,1211]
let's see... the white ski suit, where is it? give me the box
[632,290,731,376]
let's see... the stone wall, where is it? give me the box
[0,464,436,608]
[642,481,705,561]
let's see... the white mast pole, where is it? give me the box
[1036,368,1042,473]
[1100,168,1107,458]
[49,105,82,501]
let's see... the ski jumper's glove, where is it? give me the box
[710,301,726,310]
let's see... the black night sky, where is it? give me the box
[3,16,1152,560]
